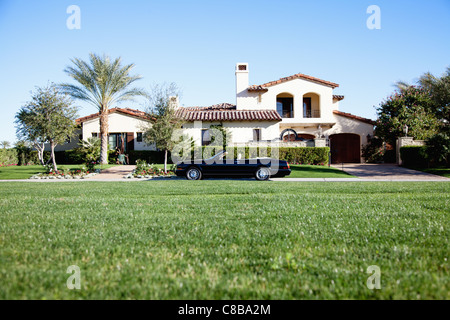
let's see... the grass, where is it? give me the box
[0,181,448,299]
[406,167,450,178]
[0,164,118,180]
[0,163,352,180]
[288,165,352,178]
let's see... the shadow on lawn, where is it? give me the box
[290,165,351,176]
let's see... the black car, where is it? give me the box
[175,151,291,180]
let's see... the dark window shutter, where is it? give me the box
[127,132,134,151]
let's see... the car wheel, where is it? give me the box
[255,166,270,181]
[186,167,202,180]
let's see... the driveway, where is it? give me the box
[333,163,449,181]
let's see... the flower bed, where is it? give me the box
[123,160,176,179]
[29,165,100,180]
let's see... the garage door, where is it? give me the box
[330,134,360,163]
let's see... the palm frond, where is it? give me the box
[61,52,144,111]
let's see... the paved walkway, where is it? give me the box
[330,163,449,181]
[86,165,136,180]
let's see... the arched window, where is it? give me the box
[276,93,294,118]
[303,93,320,118]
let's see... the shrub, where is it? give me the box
[86,161,97,173]
[135,159,149,172]
[362,137,384,163]
[108,150,118,164]
[128,150,167,165]
[426,133,450,167]
[0,148,19,166]
[15,143,39,166]
[44,150,84,165]
[44,163,54,174]
[278,147,329,165]
[400,146,428,167]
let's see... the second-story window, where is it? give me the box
[136,132,143,142]
[303,97,312,118]
[201,129,211,146]
[276,97,294,118]
[253,129,262,141]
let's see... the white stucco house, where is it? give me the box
[49,107,156,153]
[54,63,374,163]
[176,63,374,163]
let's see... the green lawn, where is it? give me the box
[288,165,352,178]
[0,164,118,180]
[0,164,352,180]
[0,181,448,299]
[408,167,450,178]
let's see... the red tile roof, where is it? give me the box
[75,108,151,124]
[176,104,281,122]
[333,110,375,125]
[182,103,236,111]
[247,85,269,92]
[248,73,339,91]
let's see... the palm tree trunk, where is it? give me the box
[99,110,109,165]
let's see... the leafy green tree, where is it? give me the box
[426,133,449,167]
[60,53,146,164]
[396,67,450,130]
[375,86,440,146]
[15,85,78,172]
[418,67,450,127]
[143,83,183,173]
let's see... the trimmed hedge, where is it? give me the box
[128,150,166,165]
[0,148,18,166]
[43,150,84,165]
[47,150,121,165]
[278,147,329,164]
[1,148,40,166]
[177,146,330,165]
[400,146,428,167]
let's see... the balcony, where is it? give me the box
[303,110,321,118]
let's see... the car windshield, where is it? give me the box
[205,150,227,162]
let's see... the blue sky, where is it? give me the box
[0,0,449,143]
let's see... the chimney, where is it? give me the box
[169,96,179,109]
[235,63,249,109]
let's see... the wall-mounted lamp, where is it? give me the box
[403,124,409,137]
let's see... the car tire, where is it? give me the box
[186,166,202,180]
[255,166,270,181]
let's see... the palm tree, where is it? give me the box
[394,80,413,92]
[60,53,146,164]
[418,67,450,123]
[1,141,11,149]
[395,68,450,123]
